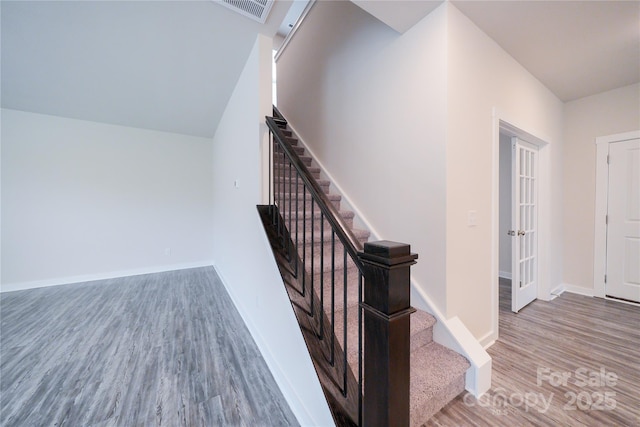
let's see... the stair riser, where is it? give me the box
[277,176,329,186]
[277,190,339,200]
[274,156,313,166]
[297,273,359,309]
[272,135,297,145]
[277,199,341,212]
[296,249,360,275]
[277,197,341,212]
[298,238,361,260]
[283,217,355,233]
[274,136,299,146]
[273,167,321,179]
[275,180,330,194]
[274,144,304,155]
[316,269,361,310]
[276,174,328,184]
[290,233,368,251]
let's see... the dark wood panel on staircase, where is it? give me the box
[258,205,359,426]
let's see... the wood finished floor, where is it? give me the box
[426,279,640,427]
[0,267,299,427]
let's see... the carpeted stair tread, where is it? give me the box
[331,306,449,392]
[318,267,361,313]
[332,302,361,372]
[292,227,370,246]
[278,195,342,211]
[278,176,331,190]
[410,342,470,425]
[283,209,355,225]
[284,144,304,155]
[300,249,360,274]
[410,309,437,352]
[280,192,341,202]
[274,140,302,150]
[279,165,319,178]
[285,211,356,231]
[274,155,313,166]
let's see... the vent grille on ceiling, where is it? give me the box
[217,0,274,24]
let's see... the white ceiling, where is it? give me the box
[351,0,443,33]
[2,1,638,138]
[349,0,639,102]
[451,0,640,102]
[1,1,291,138]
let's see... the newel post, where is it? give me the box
[358,241,417,427]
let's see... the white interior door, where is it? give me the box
[606,138,640,303]
[511,137,538,312]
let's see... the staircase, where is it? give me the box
[261,112,470,426]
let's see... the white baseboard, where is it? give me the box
[479,330,497,349]
[498,271,512,280]
[550,283,565,298]
[0,261,215,293]
[562,283,595,297]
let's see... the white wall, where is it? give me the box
[1,109,214,291]
[498,133,512,278]
[446,4,564,342]
[563,83,640,293]
[211,34,333,427]
[277,0,449,311]
[276,1,567,344]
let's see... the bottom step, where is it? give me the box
[410,342,470,425]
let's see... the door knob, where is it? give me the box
[517,230,526,236]
[507,230,515,236]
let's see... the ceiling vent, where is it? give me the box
[216,0,274,24]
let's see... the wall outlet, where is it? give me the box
[164,247,171,256]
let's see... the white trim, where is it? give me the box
[562,283,595,297]
[593,130,640,299]
[498,271,512,280]
[550,283,565,297]
[274,0,316,63]
[0,261,215,293]
[478,331,496,349]
[491,108,552,343]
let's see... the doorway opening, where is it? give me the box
[492,113,551,344]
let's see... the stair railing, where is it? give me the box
[265,111,416,427]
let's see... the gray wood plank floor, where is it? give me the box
[0,267,299,427]
[426,278,640,427]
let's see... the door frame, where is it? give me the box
[490,108,551,345]
[593,130,640,298]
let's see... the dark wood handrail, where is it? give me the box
[266,116,364,270]
[272,105,286,121]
